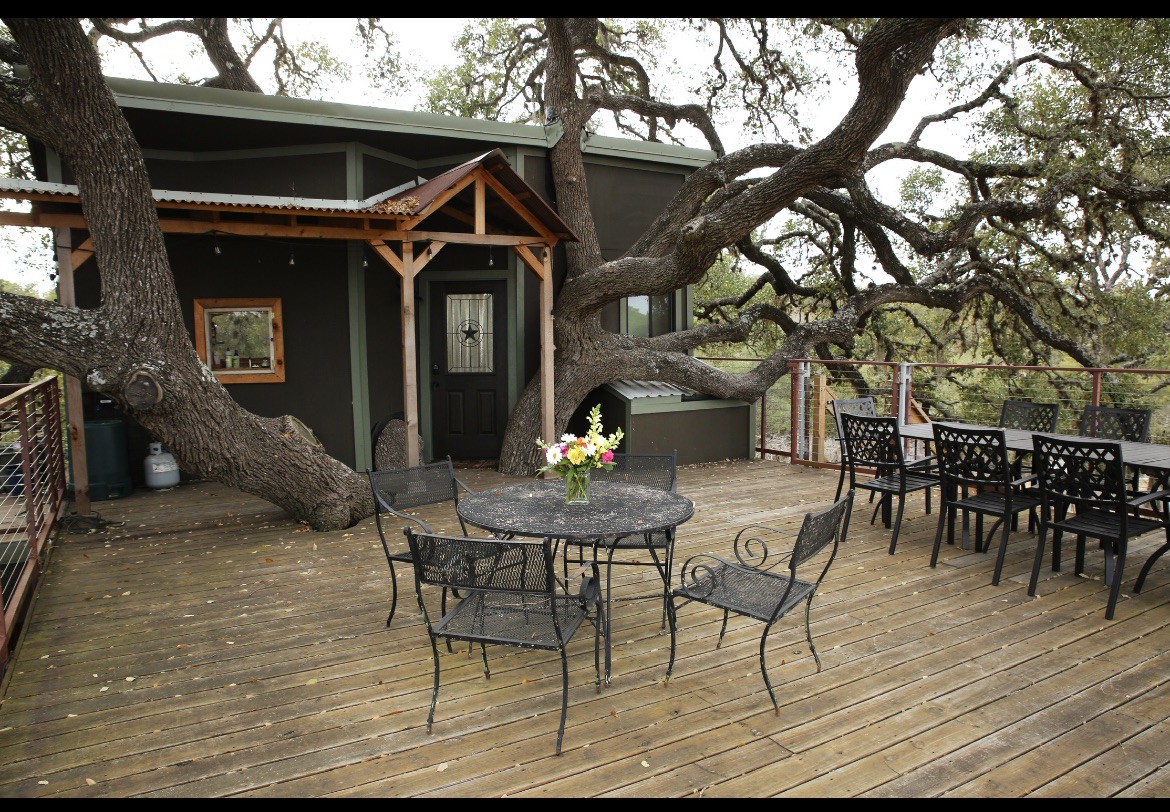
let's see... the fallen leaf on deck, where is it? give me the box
[85,779,96,786]
[641,760,650,768]
[437,763,448,772]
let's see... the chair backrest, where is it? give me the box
[591,451,677,491]
[1078,405,1152,443]
[1031,434,1129,512]
[839,413,906,469]
[830,397,878,439]
[405,530,554,595]
[368,458,458,514]
[791,490,854,569]
[932,423,1012,489]
[1000,399,1060,432]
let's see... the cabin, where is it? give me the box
[6,77,754,487]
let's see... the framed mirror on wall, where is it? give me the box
[193,297,285,384]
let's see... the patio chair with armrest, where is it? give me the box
[931,423,1042,585]
[665,491,853,715]
[839,413,939,554]
[1027,435,1170,620]
[405,529,603,755]
[368,457,473,627]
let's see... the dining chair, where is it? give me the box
[368,457,473,627]
[1027,435,1170,619]
[999,399,1060,432]
[1078,405,1153,443]
[830,397,878,502]
[566,451,678,634]
[405,529,603,755]
[839,413,939,554]
[931,423,1043,585]
[666,491,853,715]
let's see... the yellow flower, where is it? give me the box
[566,445,586,465]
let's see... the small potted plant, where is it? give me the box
[536,404,624,504]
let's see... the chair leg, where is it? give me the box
[1075,534,1086,577]
[930,503,948,569]
[1105,542,1127,621]
[992,511,1012,586]
[760,624,779,716]
[835,462,846,502]
[804,596,821,673]
[665,595,678,682]
[594,598,603,693]
[1135,528,1170,593]
[1028,524,1048,597]
[556,647,569,756]
[604,545,617,685]
[426,635,441,734]
[717,609,730,648]
[480,643,490,679]
[386,560,398,627]
[888,496,907,555]
[440,589,453,653]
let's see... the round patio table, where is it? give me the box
[457,479,694,682]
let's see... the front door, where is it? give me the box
[429,281,508,460]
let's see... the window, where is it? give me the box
[193,298,285,384]
[625,294,675,338]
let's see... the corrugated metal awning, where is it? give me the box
[606,380,696,400]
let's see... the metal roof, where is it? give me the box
[606,380,696,400]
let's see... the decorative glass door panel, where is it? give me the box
[445,294,494,373]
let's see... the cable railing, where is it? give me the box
[0,377,66,672]
[696,357,1170,466]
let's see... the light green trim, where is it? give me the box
[630,398,751,415]
[104,76,713,168]
[346,145,373,472]
[417,267,521,462]
[358,143,419,170]
[141,142,349,162]
[45,149,63,183]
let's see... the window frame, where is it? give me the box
[193,297,286,384]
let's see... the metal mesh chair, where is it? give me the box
[999,400,1060,432]
[405,530,603,755]
[839,413,938,554]
[666,491,853,715]
[1026,435,1170,619]
[1078,405,1152,443]
[931,424,1042,585]
[830,398,878,502]
[368,457,472,627]
[560,452,678,681]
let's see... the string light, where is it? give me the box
[288,250,295,266]
[213,237,222,255]
[488,247,493,268]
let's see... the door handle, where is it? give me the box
[431,364,440,374]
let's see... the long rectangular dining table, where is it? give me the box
[897,421,1170,476]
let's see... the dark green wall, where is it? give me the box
[145,152,347,198]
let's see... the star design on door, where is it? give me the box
[457,319,483,347]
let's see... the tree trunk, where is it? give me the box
[1,18,370,530]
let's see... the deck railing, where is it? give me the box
[0,377,66,670]
[696,357,1170,466]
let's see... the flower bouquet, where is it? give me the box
[536,404,625,504]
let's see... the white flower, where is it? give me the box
[560,433,577,443]
[546,446,563,464]
[585,442,597,456]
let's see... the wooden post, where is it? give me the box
[540,249,555,454]
[811,373,827,462]
[1090,370,1103,407]
[401,242,420,467]
[891,365,901,421]
[789,362,799,464]
[54,229,90,516]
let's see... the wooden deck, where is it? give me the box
[2,458,1170,797]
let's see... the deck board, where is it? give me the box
[2,459,1169,797]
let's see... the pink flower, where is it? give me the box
[601,450,614,463]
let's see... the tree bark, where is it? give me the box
[0,18,370,529]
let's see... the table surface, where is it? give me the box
[457,480,694,540]
[898,421,1170,471]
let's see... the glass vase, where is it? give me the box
[564,468,591,505]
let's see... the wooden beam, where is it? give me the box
[366,239,403,277]
[70,236,94,269]
[514,244,545,279]
[401,242,420,468]
[540,249,556,455]
[401,172,478,231]
[53,229,90,517]
[0,210,559,247]
[413,241,446,274]
[480,170,556,242]
[474,176,486,235]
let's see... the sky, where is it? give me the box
[0,18,972,291]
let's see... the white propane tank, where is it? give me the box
[144,442,180,490]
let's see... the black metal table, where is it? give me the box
[457,479,695,682]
